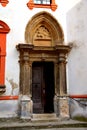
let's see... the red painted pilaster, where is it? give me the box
[0,20,10,93]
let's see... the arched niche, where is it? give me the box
[25,11,64,46]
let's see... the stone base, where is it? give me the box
[19,95,33,119]
[54,95,59,116]
[54,95,70,119]
[59,96,70,118]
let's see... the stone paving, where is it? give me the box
[0,118,87,130]
[17,128,87,130]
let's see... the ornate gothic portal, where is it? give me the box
[16,12,71,119]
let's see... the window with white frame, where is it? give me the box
[34,0,51,4]
[27,0,57,11]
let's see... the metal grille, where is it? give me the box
[34,0,51,4]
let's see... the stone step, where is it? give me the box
[32,113,58,121]
[33,113,57,119]
[0,119,87,130]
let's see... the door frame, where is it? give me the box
[16,12,71,118]
[17,44,70,117]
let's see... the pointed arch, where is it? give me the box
[25,11,64,46]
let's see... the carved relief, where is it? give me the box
[25,12,64,45]
[34,26,51,40]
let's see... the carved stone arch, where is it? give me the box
[25,11,64,46]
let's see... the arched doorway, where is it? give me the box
[16,11,71,119]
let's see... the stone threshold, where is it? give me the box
[32,113,58,122]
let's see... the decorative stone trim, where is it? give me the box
[25,12,64,45]
[27,0,57,11]
[0,0,9,7]
[16,43,71,118]
[17,12,71,119]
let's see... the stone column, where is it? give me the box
[58,53,67,95]
[19,52,33,119]
[54,62,60,116]
[58,53,69,119]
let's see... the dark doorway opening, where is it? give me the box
[32,62,55,113]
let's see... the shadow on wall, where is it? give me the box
[69,98,87,121]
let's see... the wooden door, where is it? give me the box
[32,66,44,113]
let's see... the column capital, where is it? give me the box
[58,53,67,64]
[19,52,30,64]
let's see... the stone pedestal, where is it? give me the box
[20,95,33,119]
[54,95,69,119]
[59,96,70,119]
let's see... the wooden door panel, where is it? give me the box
[32,66,44,113]
[32,67,42,83]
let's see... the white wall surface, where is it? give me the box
[0,0,83,95]
[67,0,87,94]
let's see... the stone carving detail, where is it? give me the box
[34,26,51,40]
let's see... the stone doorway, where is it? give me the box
[16,11,71,119]
[32,62,54,114]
